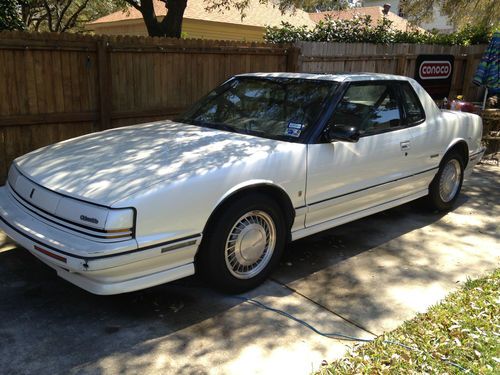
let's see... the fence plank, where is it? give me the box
[0,129,5,182]
[97,38,111,130]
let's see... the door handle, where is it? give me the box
[400,141,411,151]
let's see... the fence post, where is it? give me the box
[286,46,300,73]
[97,37,111,130]
[461,53,475,99]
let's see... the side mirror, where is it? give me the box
[326,124,361,143]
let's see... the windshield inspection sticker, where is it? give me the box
[286,122,303,137]
[288,122,304,130]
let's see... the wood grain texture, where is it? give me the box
[0,32,290,184]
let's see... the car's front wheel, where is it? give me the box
[197,193,286,293]
[427,152,464,211]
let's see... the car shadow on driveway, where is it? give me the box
[0,166,498,374]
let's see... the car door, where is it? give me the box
[305,80,418,228]
[397,80,442,174]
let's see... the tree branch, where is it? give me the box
[42,0,54,31]
[123,0,142,11]
[61,0,90,32]
[56,0,75,31]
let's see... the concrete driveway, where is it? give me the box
[0,165,498,375]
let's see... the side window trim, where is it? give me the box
[397,82,426,127]
[308,81,350,144]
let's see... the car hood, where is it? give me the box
[14,120,285,206]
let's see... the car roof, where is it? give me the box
[236,72,412,82]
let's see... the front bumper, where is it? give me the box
[0,186,199,295]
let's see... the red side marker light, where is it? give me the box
[34,245,67,263]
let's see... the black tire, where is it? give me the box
[196,193,286,293]
[427,151,464,211]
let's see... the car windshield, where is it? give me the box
[177,77,338,142]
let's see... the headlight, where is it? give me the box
[105,208,135,232]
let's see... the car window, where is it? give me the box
[400,82,425,125]
[178,77,338,142]
[330,83,402,135]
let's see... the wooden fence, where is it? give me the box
[0,32,489,185]
[0,31,296,184]
[297,42,487,101]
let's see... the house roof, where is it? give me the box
[90,0,315,28]
[309,6,423,32]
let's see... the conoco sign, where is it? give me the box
[419,61,452,80]
[415,55,454,99]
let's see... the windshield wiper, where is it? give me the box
[185,119,238,133]
[213,123,238,133]
[240,127,266,136]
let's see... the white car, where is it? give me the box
[0,73,485,295]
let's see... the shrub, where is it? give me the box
[264,16,493,45]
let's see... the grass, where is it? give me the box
[318,269,500,374]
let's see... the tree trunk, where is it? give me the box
[140,0,187,38]
[140,0,163,36]
[161,0,187,38]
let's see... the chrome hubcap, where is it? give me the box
[224,210,276,279]
[439,159,462,202]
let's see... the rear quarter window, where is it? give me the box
[400,82,425,125]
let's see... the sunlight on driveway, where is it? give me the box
[0,232,15,253]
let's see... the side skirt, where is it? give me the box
[291,189,428,241]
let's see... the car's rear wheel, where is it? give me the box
[197,193,286,293]
[427,152,464,211]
